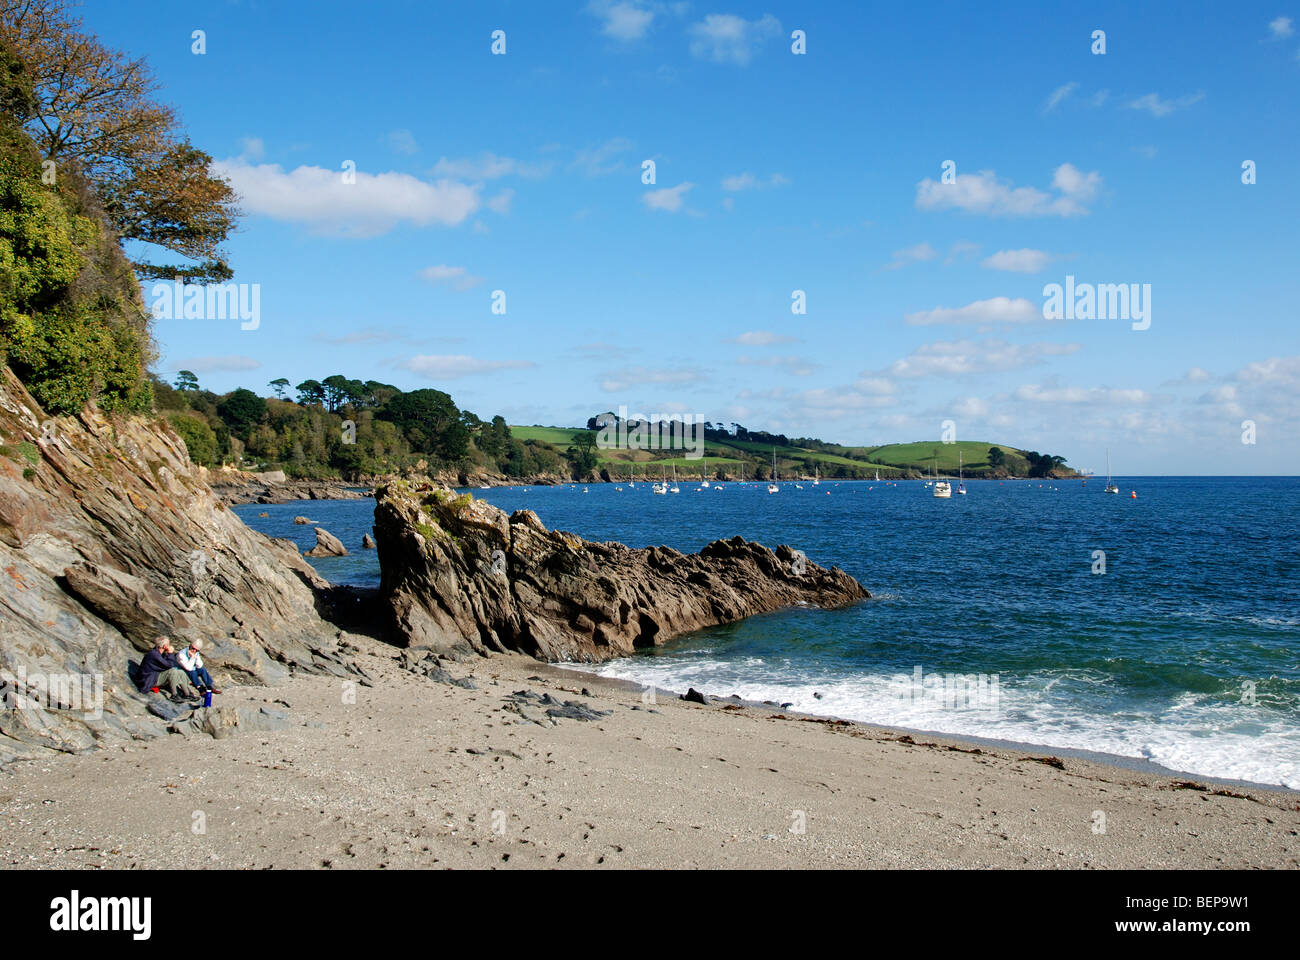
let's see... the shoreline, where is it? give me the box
[4,636,1296,869]
[245,491,1298,799]
[551,663,1300,798]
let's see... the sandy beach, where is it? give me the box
[2,634,1296,870]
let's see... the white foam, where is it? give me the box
[569,659,1300,789]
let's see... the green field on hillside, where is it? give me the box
[509,425,1046,476]
[510,425,589,446]
[864,441,1021,472]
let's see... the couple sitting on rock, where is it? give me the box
[137,637,220,702]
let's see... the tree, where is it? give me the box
[565,432,599,478]
[0,0,238,280]
[295,379,324,406]
[268,377,289,399]
[987,446,1005,469]
[216,387,266,439]
[382,388,469,462]
[174,370,198,392]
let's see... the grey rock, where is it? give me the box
[0,365,363,761]
[373,479,869,661]
[304,527,348,557]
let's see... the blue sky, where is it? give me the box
[83,1,1299,474]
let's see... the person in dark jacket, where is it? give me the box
[136,638,198,699]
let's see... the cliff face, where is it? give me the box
[374,479,868,662]
[0,368,356,763]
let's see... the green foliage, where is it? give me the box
[0,100,153,415]
[15,440,38,464]
[167,411,216,466]
[382,388,470,462]
[215,387,266,439]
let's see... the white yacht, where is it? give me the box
[931,458,951,498]
[1104,448,1119,494]
[767,449,780,494]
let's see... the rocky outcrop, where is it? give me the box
[0,367,360,764]
[373,479,868,662]
[361,533,376,549]
[304,527,347,557]
[209,473,369,507]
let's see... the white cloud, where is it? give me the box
[1234,355,1300,385]
[402,355,534,380]
[981,248,1054,273]
[687,13,782,65]
[915,163,1102,217]
[388,129,418,155]
[945,241,981,264]
[885,339,1080,378]
[884,242,938,270]
[213,159,479,236]
[1052,162,1102,202]
[1126,91,1206,117]
[1044,81,1078,111]
[600,366,706,392]
[1014,382,1151,405]
[642,182,694,212]
[571,137,635,176]
[418,264,484,291]
[487,188,514,214]
[1089,89,1110,107]
[727,330,797,346]
[1268,16,1294,38]
[905,297,1042,326]
[737,354,818,376]
[1196,384,1244,417]
[429,152,548,180]
[176,354,261,374]
[722,171,789,191]
[239,137,265,161]
[587,1,656,41]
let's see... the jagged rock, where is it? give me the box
[423,664,477,689]
[304,527,347,557]
[361,533,376,549]
[146,697,193,721]
[0,366,360,762]
[167,704,291,739]
[374,480,868,662]
[681,688,708,705]
[292,515,312,525]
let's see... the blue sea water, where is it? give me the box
[235,476,1300,789]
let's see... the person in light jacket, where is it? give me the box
[176,639,219,694]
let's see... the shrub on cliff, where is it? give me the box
[0,116,154,414]
[167,411,217,466]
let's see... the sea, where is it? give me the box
[235,475,1300,790]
